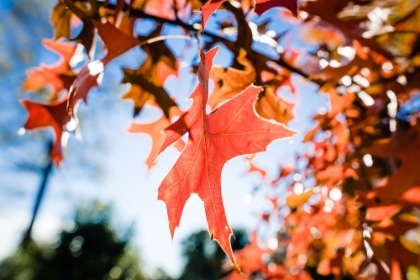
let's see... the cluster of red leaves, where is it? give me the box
[21,0,420,278]
[222,1,420,279]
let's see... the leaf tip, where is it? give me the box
[201,0,226,30]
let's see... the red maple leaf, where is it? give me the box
[201,0,225,29]
[21,97,71,165]
[254,0,297,16]
[157,48,295,266]
[67,65,100,115]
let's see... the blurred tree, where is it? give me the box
[0,0,110,248]
[0,0,53,185]
[178,229,248,280]
[0,201,146,280]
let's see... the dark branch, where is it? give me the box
[96,0,310,82]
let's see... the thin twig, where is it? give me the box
[140,34,193,46]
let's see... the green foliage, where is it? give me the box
[408,266,420,280]
[0,201,145,280]
[178,229,248,280]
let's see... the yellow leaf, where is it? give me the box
[286,190,313,208]
[400,235,420,255]
[407,266,420,280]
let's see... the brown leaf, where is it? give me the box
[51,2,73,40]
[122,27,178,116]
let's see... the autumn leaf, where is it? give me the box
[24,40,76,97]
[358,127,420,207]
[67,20,139,115]
[365,205,402,222]
[245,156,267,178]
[122,61,177,117]
[95,20,140,66]
[224,232,277,278]
[67,64,101,115]
[208,49,256,110]
[51,2,73,40]
[21,0,420,277]
[158,47,296,266]
[127,105,185,170]
[310,53,368,86]
[121,84,153,117]
[21,97,71,165]
[201,0,225,29]
[316,164,356,187]
[286,190,313,208]
[271,163,295,185]
[122,26,178,116]
[255,86,295,125]
[300,0,395,60]
[60,0,101,56]
[303,88,354,142]
[42,40,77,74]
[254,0,298,16]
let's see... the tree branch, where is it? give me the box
[97,0,310,82]
[89,1,418,95]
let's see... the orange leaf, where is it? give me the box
[286,190,313,208]
[208,49,256,110]
[127,106,185,170]
[24,40,76,96]
[255,86,295,125]
[359,128,420,207]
